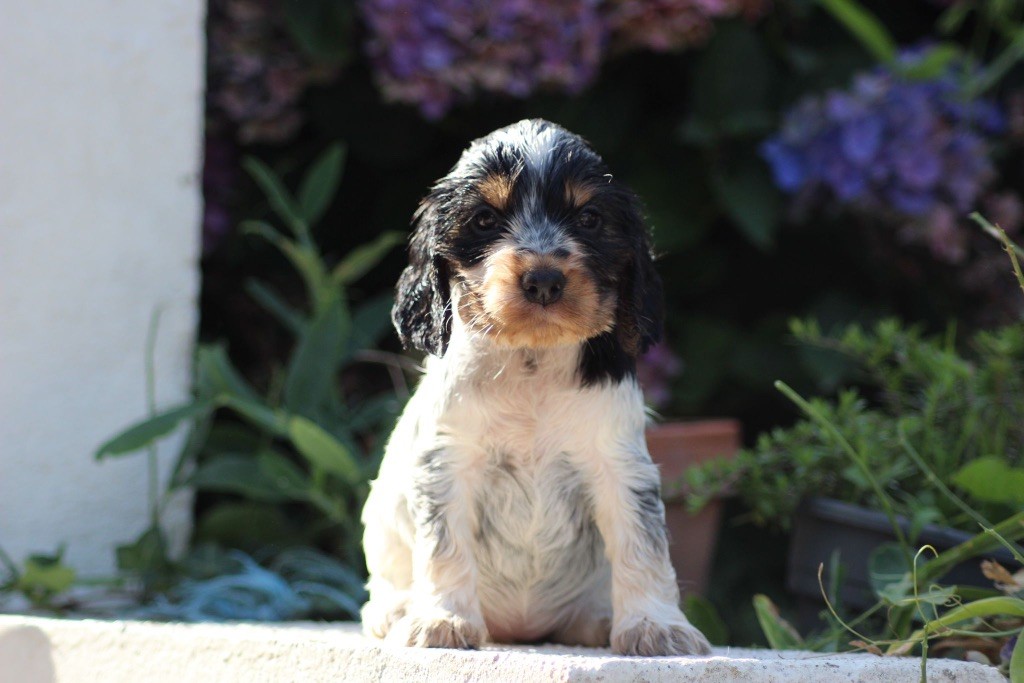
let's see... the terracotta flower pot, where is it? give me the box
[646,419,741,597]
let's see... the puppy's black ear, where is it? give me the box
[392,195,451,357]
[616,199,664,357]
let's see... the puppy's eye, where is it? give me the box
[578,209,602,230]
[472,208,499,232]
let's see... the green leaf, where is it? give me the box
[269,546,366,596]
[203,423,265,456]
[815,0,897,64]
[244,221,329,306]
[196,345,260,402]
[916,512,1024,587]
[331,232,404,285]
[219,395,289,437]
[242,218,287,247]
[16,551,76,603]
[965,27,1024,98]
[908,585,957,607]
[897,43,962,81]
[257,450,314,499]
[179,544,242,580]
[682,595,729,646]
[870,539,956,607]
[1011,627,1023,683]
[891,596,1024,655]
[710,157,782,249]
[284,297,349,417]
[869,542,913,604]
[95,401,212,459]
[115,527,171,577]
[753,594,804,649]
[951,456,1024,506]
[292,582,363,619]
[190,453,309,502]
[243,157,307,237]
[194,502,297,549]
[343,292,396,360]
[298,143,346,226]
[346,394,402,432]
[288,416,361,484]
[283,0,353,66]
[245,279,305,335]
[931,596,1024,623]
[937,2,973,35]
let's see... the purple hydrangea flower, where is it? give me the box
[361,0,769,118]
[603,0,767,53]
[762,50,1005,220]
[361,0,606,119]
[1000,635,1018,667]
[207,0,338,144]
[202,135,238,254]
[637,342,683,409]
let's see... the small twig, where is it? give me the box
[352,350,422,399]
[0,542,19,583]
[969,212,1024,297]
[816,563,878,646]
[144,307,165,529]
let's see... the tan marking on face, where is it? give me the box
[455,245,615,348]
[564,180,597,209]
[477,173,515,212]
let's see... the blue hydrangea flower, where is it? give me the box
[762,50,1006,220]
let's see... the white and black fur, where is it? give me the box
[361,119,712,656]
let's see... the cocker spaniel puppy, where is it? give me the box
[361,119,712,656]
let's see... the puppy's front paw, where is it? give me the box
[612,617,712,657]
[387,609,487,649]
[361,595,409,639]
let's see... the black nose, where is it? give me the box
[521,268,566,306]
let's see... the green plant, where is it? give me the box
[686,318,1024,533]
[0,543,77,611]
[816,0,1024,93]
[95,144,404,600]
[755,379,1024,678]
[755,528,1024,679]
[732,214,1024,678]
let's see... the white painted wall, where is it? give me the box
[0,2,204,577]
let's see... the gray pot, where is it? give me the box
[787,497,1018,630]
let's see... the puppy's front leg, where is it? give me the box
[388,448,488,649]
[583,446,712,656]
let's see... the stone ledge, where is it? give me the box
[0,615,1002,682]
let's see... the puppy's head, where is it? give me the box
[393,119,663,358]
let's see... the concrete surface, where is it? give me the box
[0,0,204,576]
[0,616,1003,683]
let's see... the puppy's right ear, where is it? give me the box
[392,194,451,357]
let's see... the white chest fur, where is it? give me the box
[396,335,648,638]
[362,326,708,652]
[364,313,660,642]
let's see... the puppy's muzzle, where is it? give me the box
[521,267,566,306]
